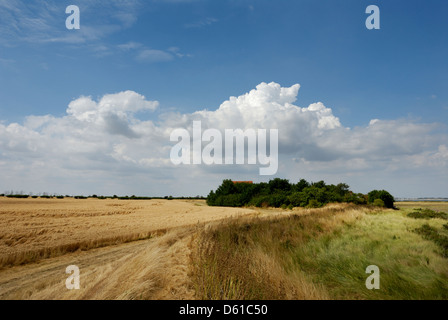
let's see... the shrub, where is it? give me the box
[368,190,395,208]
[407,209,448,220]
[344,192,367,205]
[307,199,322,208]
[287,192,307,207]
[269,193,288,208]
[248,195,272,208]
[373,199,385,207]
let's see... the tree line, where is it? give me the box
[0,194,206,200]
[206,178,395,209]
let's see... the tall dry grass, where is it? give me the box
[191,203,370,300]
[191,203,448,300]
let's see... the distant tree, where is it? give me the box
[293,179,310,192]
[368,190,395,208]
[311,180,326,189]
[335,183,350,196]
[215,179,237,196]
[268,178,291,193]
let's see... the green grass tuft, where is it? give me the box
[414,224,448,258]
[407,208,448,220]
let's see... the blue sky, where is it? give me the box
[0,0,447,197]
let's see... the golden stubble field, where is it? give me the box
[0,197,259,299]
[0,197,255,268]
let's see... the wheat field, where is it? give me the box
[0,197,254,268]
[0,197,259,299]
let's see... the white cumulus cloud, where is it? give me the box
[0,82,446,197]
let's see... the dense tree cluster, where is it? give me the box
[206,178,395,209]
[367,190,395,208]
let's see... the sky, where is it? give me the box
[0,0,447,198]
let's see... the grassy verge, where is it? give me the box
[191,204,448,300]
